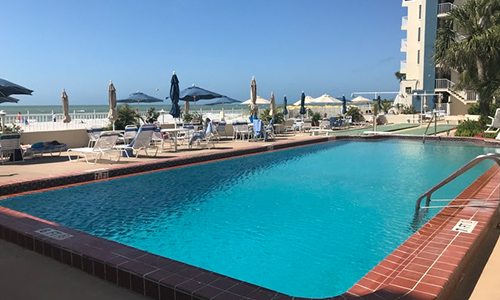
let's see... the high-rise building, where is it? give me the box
[398,0,478,115]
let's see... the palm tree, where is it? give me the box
[435,0,500,117]
[395,71,406,82]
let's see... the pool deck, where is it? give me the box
[0,133,499,300]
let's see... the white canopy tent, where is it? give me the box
[312,94,342,104]
[350,96,372,104]
[292,95,315,106]
[241,96,270,105]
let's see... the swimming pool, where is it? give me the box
[1,139,497,297]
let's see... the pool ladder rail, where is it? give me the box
[422,111,438,143]
[415,153,500,212]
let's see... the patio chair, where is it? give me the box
[251,119,271,141]
[114,124,158,158]
[189,120,216,149]
[233,123,251,140]
[302,120,312,132]
[67,131,120,164]
[214,121,227,140]
[319,120,331,129]
[283,119,295,133]
[123,125,138,144]
[86,127,103,147]
[485,108,500,134]
[151,126,171,151]
[0,133,23,163]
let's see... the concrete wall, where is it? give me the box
[20,129,89,147]
[449,95,474,115]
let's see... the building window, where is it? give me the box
[419,5,422,19]
[405,87,412,94]
[418,27,421,41]
[417,50,420,64]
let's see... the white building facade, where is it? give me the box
[399,0,478,115]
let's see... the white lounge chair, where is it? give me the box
[114,124,158,158]
[485,108,500,134]
[123,125,138,144]
[67,131,121,163]
[86,127,103,147]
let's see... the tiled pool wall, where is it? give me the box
[0,136,499,300]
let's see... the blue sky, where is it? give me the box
[1,0,405,105]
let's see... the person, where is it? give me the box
[17,112,22,123]
[52,113,56,122]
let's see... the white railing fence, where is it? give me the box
[2,108,249,132]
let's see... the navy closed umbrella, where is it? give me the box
[342,95,347,115]
[0,78,33,97]
[299,92,306,116]
[283,96,288,116]
[169,73,181,118]
[376,96,382,114]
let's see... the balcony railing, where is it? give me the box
[435,78,454,90]
[401,16,408,30]
[435,79,478,102]
[438,3,455,17]
[400,60,407,73]
[400,38,407,52]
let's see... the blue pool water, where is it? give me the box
[1,140,497,297]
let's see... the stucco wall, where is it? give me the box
[20,129,89,147]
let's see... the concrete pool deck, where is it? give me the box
[0,133,499,299]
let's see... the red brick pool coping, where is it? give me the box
[344,165,500,300]
[0,136,499,299]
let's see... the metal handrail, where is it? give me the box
[422,112,437,143]
[415,153,500,212]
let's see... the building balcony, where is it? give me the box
[402,0,414,8]
[438,2,455,17]
[400,38,407,52]
[401,16,408,30]
[400,60,407,73]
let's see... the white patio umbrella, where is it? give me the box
[241,96,270,105]
[61,89,71,123]
[351,96,372,104]
[292,95,314,106]
[108,81,117,130]
[312,94,342,104]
